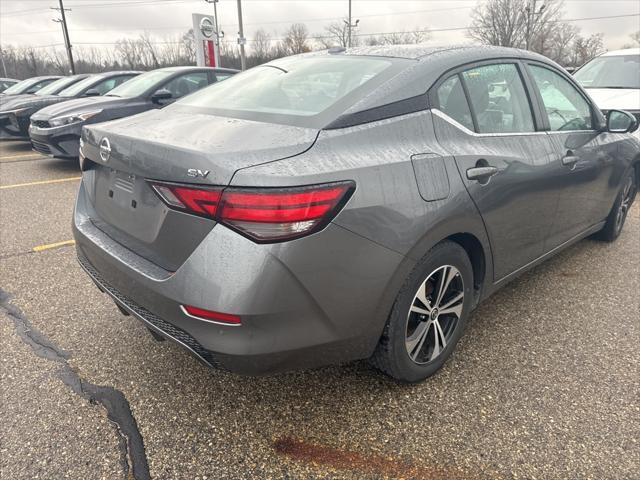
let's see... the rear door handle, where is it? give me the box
[466,166,498,181]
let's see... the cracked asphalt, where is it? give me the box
[1,140,639,480]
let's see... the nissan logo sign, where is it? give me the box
[199,17,215,38]
[99,137,111,162]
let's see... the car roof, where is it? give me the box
[600,48,640,57]
[156,66,238,73]
[90,70,142,77]
[312,44,554,123]
[1,78,18,82]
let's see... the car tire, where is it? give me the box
[597,169,637,242]
[371,241,475,383]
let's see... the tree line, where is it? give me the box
[2,0,638,79]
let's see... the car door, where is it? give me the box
[525,63,620,249]
[431,61,559,281]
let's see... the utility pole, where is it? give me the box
[524,0,545,51]
[236,0,246,70]
[51,0,75,74]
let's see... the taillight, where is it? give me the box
[149,180,355,242]
[181,305,241,325]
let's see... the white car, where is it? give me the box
[574,48,640,139]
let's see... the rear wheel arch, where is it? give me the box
[445,233,486,300]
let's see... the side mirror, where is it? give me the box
[151,89,173,104]
[606,109,638,134]
[84,88,100,97]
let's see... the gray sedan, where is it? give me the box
[74,45,639,382]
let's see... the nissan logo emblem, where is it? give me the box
[99,137,111,162]
[199,17,215,38]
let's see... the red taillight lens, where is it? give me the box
[182,305,241,325]
[151,182,222,218]
[150,180,355,242]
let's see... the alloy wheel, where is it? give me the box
[615,176,635,233]
[405,265,464,365]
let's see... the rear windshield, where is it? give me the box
[35,76,83,96]
[575,54,640,89]
[106,70,173,98]
[58,75,100,97]
[3,78,42,95]
[174,56,401,128]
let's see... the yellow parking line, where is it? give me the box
[0,153,43,160]
[33,240,75,252]
[0,176,81,190]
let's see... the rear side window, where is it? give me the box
[436,75,474,131]
[214,73,233,82]
[161,72,209,98]
[529,65,593,131]
[462,64,535,134]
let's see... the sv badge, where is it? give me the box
[187,169,210,178]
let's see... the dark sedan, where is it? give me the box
[30,66,237,158]
[1,71,139,141]
[74,46,639,382]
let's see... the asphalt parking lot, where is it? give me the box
[0,140,638,480]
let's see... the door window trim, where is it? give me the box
[428,58,546,137]
[521,61,604,132]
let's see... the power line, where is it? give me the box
[4,11,639,47]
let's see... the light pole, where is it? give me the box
[236,0,246,70]
[345,0,359,48]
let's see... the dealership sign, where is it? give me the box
[192,13,219,67]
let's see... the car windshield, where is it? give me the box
[58,75,100,97]
[35,76,82,96]
[106,70,173,98]
[3,78,39,95]
[176,56,395,126]
[575,54,640,89]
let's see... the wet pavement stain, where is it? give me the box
[274,435,481,480]
[0,288,151,480]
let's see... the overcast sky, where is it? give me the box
[1,0,639,54]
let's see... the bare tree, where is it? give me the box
[623,31,640,48]
[569,33,604,67]
[281,23,310,55]
[469,0,563,49]
[252,28,273,63]
[366,28,430,46]
[316,20,358,48]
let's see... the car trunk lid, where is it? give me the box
[81,109,319,270]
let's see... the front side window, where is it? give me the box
[436,74,474,131]
[461,63,535,134]
[160,72,209,99]
[529,65,593,131]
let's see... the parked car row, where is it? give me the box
[0,66,238,158]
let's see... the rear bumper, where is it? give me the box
[73,180,405,374]
[29,124,81,158]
